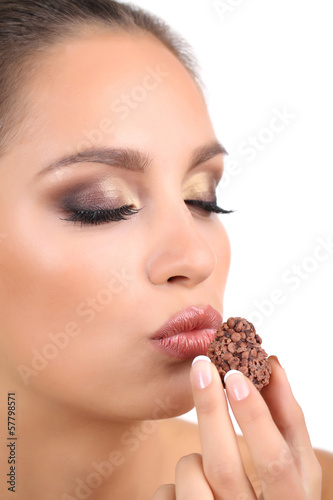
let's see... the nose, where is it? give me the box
[146,198,218,287]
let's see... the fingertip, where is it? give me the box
[262,354,294,405]
[191,355,213,390]
[268,355,284,370]
[267,355,291,388]
[224,370,250,401]
[223,369,244,385]
[192,355,211,366]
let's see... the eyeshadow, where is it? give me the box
[182,172,217,200]
[60,178,138,211]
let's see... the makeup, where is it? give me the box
[150,305,222,360]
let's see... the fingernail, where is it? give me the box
[224,370,250,401]
[192,355,212,389]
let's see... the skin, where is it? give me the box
[0,29,331,500]
[0,30,230,499]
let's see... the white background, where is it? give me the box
[129,0,333,452]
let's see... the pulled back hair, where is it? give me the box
[0,0,203,156]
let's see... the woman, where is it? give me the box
[0,1,331,498]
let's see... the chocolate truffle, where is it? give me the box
[207,317,271,391]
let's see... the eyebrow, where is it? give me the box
[35,141,228,178]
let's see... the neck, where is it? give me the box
[1,387,168,500]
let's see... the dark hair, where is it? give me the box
[0,0,203,156]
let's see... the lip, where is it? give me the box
[150,305,222,360]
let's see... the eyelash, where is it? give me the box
[59,200,233,226]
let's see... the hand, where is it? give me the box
[152,356,322,500]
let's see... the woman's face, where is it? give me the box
[0,31,230,420]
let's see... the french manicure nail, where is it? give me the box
[224,370,250,401]
[192,355,212,389]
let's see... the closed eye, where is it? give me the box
[59,200,233,227]
[184,199,233,215]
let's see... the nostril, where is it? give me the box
[167,276,187,282]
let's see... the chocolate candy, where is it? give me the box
[207,317,271,391]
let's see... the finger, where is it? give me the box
[175,453,214,499]
[191,356,256,500]
[261,356,322,499]
[151,484,176,500]
[225,369,307,500]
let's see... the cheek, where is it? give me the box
[0,214,142,413]
[0,206,136,368]
[210,218,231,297]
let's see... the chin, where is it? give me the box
[146,387,194,421]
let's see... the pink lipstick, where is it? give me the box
[150,305,222,360]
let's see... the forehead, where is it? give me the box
[7,31,216,173]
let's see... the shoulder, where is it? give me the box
[159,417,255,471]
[157,417,201,483]
[315,448,333,499]
[158,418,258,487]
